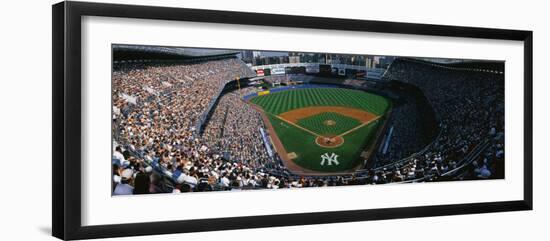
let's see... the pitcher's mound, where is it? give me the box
[323,119,337,126]
[315,136,344,148]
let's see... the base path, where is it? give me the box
[337,115,381,138]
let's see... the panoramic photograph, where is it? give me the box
[111,44,505,195]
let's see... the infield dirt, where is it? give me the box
[279,106,378,124]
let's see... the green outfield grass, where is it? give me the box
[250,88,390,115]
[251,87,391,173]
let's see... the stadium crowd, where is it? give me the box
[372,58,505,183]
[202,87,270,168]
[374,95,427,165]
[112,57,505,195]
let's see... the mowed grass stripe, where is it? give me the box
[330,89,345,106]
[251,88,390,116]
[304,90,312,107]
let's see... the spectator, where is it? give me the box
[113,169,134,195]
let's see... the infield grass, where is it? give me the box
[297,112,361,136]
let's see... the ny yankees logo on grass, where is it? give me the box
[320,152,339,166]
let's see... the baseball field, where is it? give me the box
[249,87,391,174]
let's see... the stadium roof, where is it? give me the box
[113,44,240,62]
[407,57,504,72]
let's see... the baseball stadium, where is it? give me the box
[111,44,505,195]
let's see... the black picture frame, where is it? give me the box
[52,1,533,240]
